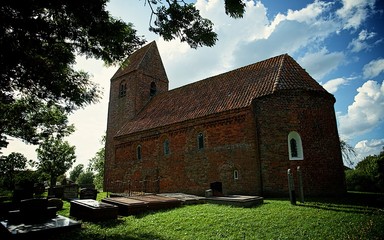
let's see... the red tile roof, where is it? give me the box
[116,53,329,137]
[111,41,168,82]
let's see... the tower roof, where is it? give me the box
[111,41,168,82]
[115,53,331,138]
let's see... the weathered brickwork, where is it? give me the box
[104,41,346,197]
[105,109,261,196]
[253,90,346,196]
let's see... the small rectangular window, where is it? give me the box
[164,140,170,155]
[119,82,127,97]
[198,133,204,149]
[234,170,239,180]
[137,145,142,160]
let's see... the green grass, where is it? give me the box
[56,192,384,240]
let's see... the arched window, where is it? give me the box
[234,170,239,180]
[290,138,298,158]
[197,133,204,150]
[137,145,142,160]
[150,82,157,97]
[288,131,303,160]
[119,82,127,97]
[163,139,170,155]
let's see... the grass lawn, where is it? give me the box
[56,192,384,240]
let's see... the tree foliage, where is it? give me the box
[36,138,76,187]
[1,0,246,150]
[146,0,245,48]
[69,164,84,183]
[345,147,384,192]
[340,139,356,167]
[78,171,95,186]
[0,152,31,189]
[0,0,145,149]
[88,135,105,190]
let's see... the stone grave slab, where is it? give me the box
[0,215,81,239]
[70,199,118,222]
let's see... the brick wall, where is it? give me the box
[253,90,346,196]
[105,109,262,196]
[104,69,168,192]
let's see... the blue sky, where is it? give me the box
[4,0,384,168]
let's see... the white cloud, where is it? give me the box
[338,80,384,138]
[68,57,117,167]
[348,29,377,52]
[363,58,384,79]
[355,139,384,163]
[159,0,271,88]
[285,0,333,23]
[322,78,348,94]
[336,0,376,30]
[1,138,37,162]
[298,48,345,81]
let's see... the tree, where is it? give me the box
[77,171,95,186]
[36,138,76,187]
[88,136,105,190]
[0,0,145,149]
[146,0,245,48]
[345,147,384,192]
[1,0,245,149]
[0,152,32,189]
[340,139,356,167]
[69,164,84,183]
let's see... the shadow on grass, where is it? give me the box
[54,228,168,240]
[297,192,384,214]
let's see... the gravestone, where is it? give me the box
[48,198,64,210]
[63,184,79,200]
[48,186,64,198]
[79,188,98,200]
[12,182,34,203]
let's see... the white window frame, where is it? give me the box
[288,131,304,160]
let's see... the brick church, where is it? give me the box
[104,41,346,196]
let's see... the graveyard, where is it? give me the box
[0,182,265,239]
[0,183,383,239]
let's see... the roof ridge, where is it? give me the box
[272,54,287,92]
[136,41,156,70]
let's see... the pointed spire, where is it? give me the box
[111,41,168,83]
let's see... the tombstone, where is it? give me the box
[12,186,34,203]
[63,184,79,200]
[210,182,223,196]
[79,188,98,200]
[287,169,296,205]
[34,182,46,196]
[48,186,64,198]
[8,198,58,224]
[48,198,64,210]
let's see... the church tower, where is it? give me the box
[104,41,168,189]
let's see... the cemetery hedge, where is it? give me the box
[54,192,384,240]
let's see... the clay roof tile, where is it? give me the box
[115,53,329,137]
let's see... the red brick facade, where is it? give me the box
[104,41,346,196]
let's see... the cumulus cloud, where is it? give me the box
[159,0,342,88]
[338,80,384,138]
[322,78,348,94]
[363,58,384,79]
[159,0,270,88]
[336,0,376,30]
[298,48,345,81]
[355,139,384,163]
[348,29,377,52]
